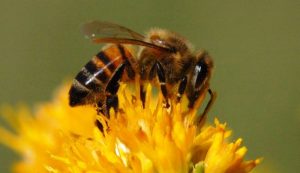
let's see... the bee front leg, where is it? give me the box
[155,61,170,108]
[104,63,126,116]
[188,57,210,108]
[196,89,217,127]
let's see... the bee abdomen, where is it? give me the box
[75,66,102,92]
[76,45,131,92]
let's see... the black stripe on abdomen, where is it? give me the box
[75,70,100,91]
[96,51,116,72]
[95,69,109,84]
[85,60,99,74]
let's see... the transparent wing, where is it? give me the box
[81,20,173,53]
[81,20,145,40]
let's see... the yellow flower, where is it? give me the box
[0,82,261,173]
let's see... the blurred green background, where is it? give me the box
[0,0,299,172]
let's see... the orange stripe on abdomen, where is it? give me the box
[102,45,127,68]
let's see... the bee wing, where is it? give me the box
[81,20,145,40]
[81,21,173,53]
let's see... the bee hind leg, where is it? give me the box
[95,119,104,133]
[104,63,126,116]
[96,101,105,115]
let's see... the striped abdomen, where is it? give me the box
[69,44,134,106]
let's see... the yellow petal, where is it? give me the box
[0,82,260,173]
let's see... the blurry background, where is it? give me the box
[0,0,299,172]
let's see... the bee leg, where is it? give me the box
[176,76,188,102]
[197,89,217,127]
[117,44,135,79]
[140,84,146,108]
[95,119,104,133]
[105,95,119,117]
[105,63,126,116]
[96,101,105,115]
[155,61,170,108]
[188,56,210,108]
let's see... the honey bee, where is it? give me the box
[69,21,215,116]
